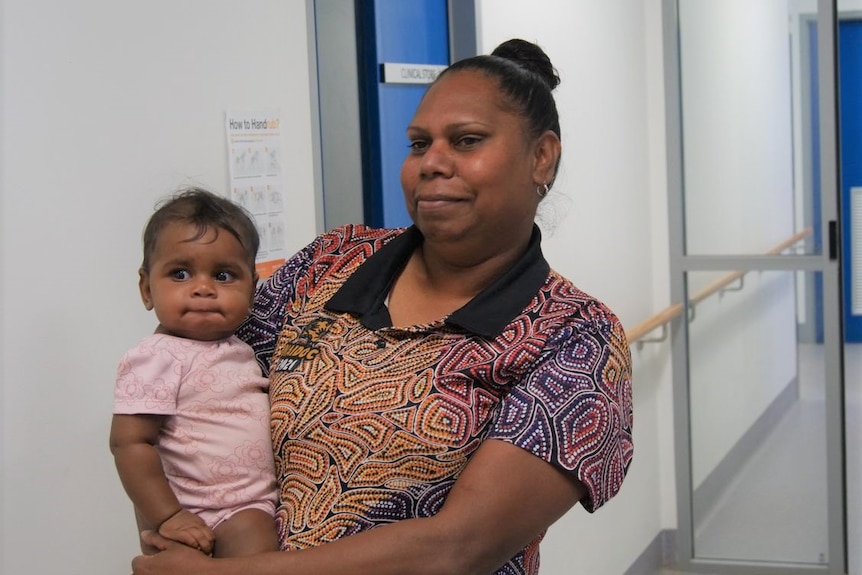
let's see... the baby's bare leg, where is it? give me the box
[212,508,278,558]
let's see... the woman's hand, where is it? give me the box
[132,531,213,575]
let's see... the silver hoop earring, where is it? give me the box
[536,183,550,198]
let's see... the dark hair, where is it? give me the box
[439,38,561,142]
[141,187,259,272]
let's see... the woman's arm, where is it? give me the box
[110,414,214,553]
[132,438,584,575]
[237,248,309,375]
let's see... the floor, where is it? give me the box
[649,343,861,575]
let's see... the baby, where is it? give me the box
[110,187,277,557]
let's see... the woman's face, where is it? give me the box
[400,70,558,250]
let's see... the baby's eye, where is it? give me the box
[171,269,191,281]
[215,271,236,283]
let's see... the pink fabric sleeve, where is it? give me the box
[113,338,182,415]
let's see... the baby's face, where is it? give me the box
[138,222,255,341]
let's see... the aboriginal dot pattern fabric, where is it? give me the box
[237,225,633,574]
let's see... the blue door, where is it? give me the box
[357,0,449,228]
[809,18,862,342]
[840,19,862,341]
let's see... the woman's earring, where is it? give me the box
[536,183,550,198]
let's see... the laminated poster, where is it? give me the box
[225,109,286,280]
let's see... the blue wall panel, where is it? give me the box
[809,19,862,342]
[810,19,825,343]
[840,20,862,341]
[358,0,449,228]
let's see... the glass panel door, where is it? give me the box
[665,0,847,572]
[687,270,831,565]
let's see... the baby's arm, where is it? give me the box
[110,414,214,554]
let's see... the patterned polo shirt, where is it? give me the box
[237,224,633,574]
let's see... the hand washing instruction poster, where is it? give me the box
[225,109,286,279]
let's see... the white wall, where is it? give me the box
[477,1,673,573]
[0,0,6,568]
[0,2,318,574]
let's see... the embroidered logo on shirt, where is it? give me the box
[273,318,335,373]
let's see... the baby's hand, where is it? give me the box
[157,509,214,555]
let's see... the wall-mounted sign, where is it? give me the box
[225,109,286,280]
[380,62,448,85]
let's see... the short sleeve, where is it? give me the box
[113,340,182,415]
[237,237,320,376]
[487,316,633,512]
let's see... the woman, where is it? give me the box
[132,38,633,575]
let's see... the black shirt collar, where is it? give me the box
[325,225,550,338]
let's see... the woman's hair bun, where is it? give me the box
[491,39,560,91]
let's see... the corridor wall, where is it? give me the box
[1,2,319,573]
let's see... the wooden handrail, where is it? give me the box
[625,227,814,344]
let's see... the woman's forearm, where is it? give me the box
[135,440,584,575]
[138,515,473,575]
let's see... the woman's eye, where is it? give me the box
[171,269,191,281]
[457,135,481,147]
[408,140,428,153]
[215,271,236,282]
